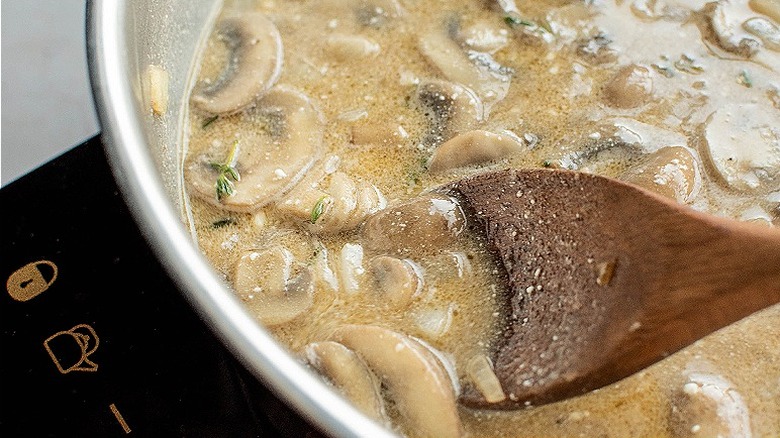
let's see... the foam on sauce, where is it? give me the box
[185,0,780,436]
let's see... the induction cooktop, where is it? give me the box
[1,137,320,437]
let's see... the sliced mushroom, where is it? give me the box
[330,325,463,438]
[749,0,780,23]
[559,118,688,171]
[275,170,386,235]
[418,21,512,111]
[669,373,752,437]
[304,341,387,423]
[361,193,467,256]
[428,130,525,173]
[310,173,387,235]
[702,1,761,58]
[558,130,642,171]
[413,79,485,147]
[743,17,780,51]
[186,86,324,212]
[603,64,654,109]
[369,256,424,309]
[234,246,314,326]
[622,146,701,203]
[703,103,780,191]
[193,13,283,114]
[274,155,339,221]
[325,34,381,61]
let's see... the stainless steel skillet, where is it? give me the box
[88,1,392,436]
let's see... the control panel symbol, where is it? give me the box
[6,260,59,302]
[43,324,99,374]
[109,403,132,434]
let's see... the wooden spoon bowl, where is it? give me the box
[447,169,780,409]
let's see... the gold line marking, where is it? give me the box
[109,403,132,434]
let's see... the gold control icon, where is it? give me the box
[43,324,99,374]
[6,260,58,302]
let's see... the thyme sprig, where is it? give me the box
[209,140,241,200]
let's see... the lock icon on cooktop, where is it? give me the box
[6,260,58,302]
[43,324,99,374]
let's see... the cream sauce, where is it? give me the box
[184,0,780,436]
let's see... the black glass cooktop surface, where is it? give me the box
[1,137,319,437]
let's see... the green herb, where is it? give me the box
[212,218,236,228]
[504,14,552,34]
[737,70,752,88]
[209,140,241,201]
[504,15,534,28]
[310,196,330,224]
[542,160,553,168]
[202,115,219,129]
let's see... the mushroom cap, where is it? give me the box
[413,79,485,147]
[361,193,467,256]
[186,86,324,212]
[369,255,424,309]
[418,21,512,112]
[428,130,525,173]
[304,341,387,423]
[330,325,463,438]
[234,246,315,326]
[193,12,283,115]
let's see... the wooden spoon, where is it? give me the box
[448,168,780,409]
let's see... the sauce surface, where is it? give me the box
[183,0,780,436]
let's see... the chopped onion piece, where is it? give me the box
[467,354,506,403]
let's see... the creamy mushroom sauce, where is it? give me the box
[184,0,780,436]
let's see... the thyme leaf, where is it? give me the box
[310,196,331,224]
[209,140,241,201]
[212,218,236,228]
[504,15,534,27]
[202,115,219,129]
[504,14,552,33]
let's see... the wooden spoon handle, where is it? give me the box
[640,216,780,354]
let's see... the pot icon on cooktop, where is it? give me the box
[43,324,99,374]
